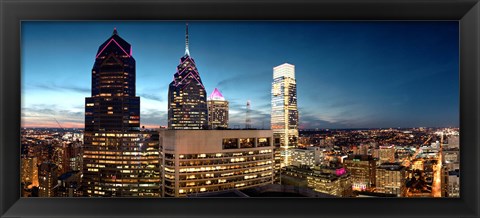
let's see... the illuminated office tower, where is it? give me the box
[82,28,160,197]
[207,88,229,129]
[160,130,274,197]
[375,163,406,197]
[343,155,376,191]
[378,145,395,164]
[38,162,59,197]
[168,23,208,129]
[271,63,299,168]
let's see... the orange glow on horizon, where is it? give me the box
[22,121,84,129]
[22,121,163,129]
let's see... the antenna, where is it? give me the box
[53,117,65,130]
[245,100,251,129]
[185,22,190,56]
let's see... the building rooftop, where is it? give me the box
[208,88,226,101]
[187,189,249,197]
[345,154,375,161]
[58,171,80,181]
[377,163,405,171]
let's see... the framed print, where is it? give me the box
[1,0,479,218]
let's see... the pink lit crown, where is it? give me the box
[209,88,225,101]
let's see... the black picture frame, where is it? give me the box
[1,0,479,217]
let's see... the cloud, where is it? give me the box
[298,110,351,129]
[140,109,167,127]
[139,93,163,102]
[32,83,89,93]
[22,104,84,128]
[215,70,270,91]
[227,99,271,129]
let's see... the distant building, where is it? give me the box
[290,147,323,168]
[159,129,274,197]
[375,163,406,197]
[21,157,38,187]
[38,162,59,197]
[282,165,352,197]
[307,166,352,197]
[411,159,424,171]
[63,142,82,173]
[378,145,395,164]
[447,170,460,197]
[168,23,208,130]
[443,149,460,172]
[55,171,82,197]
[447,135,459,149]
[353,144,369,156]
[343,155,376,191]
[207,88,229,129]
[271,63,299,167]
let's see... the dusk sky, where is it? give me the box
[21,21,459,129]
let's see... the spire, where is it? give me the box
[113,27,118,35]
[185,22,190,56]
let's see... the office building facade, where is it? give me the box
[291,147,323,168]
[159,130,274,197]
[378,145,396,164]
[375,163,406,197]
[343,155,376,191]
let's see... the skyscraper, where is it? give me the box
[82,28,160,197]
[207,88,229,129]
[168,23,208,130]
[271,63,299,167]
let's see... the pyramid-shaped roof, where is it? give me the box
[96,28,132,58]
[209,88,225,101]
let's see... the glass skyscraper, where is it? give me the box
[168,23,208,130]
[82,29,160,197]
[271,63,299,168]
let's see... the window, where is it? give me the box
[222,138,238,149]
[239,138,255,148]
[257,137,270,147]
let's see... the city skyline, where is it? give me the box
[21,21,459,129]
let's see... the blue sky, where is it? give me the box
[21,21,459,129]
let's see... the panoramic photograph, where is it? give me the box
[20,21,459,198]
